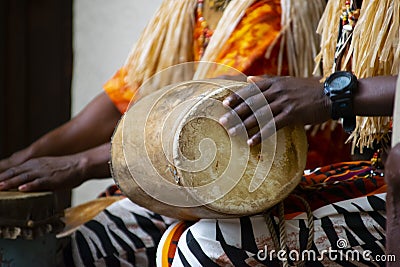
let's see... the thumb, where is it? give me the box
[247,74,274,83]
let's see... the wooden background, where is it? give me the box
[0,0,73,159]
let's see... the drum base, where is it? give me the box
[0,233,69,267]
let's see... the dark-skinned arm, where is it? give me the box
[0,92,121,170]
[0,91,122,191]
[0,142,112,191]
[219,75,397,146]
[353,76,396,116]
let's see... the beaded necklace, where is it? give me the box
[333,0,360,71]
[194,0,231,60]
[195,0,213,60]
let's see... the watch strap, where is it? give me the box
[324,71,357,132]
[342,116,356,133]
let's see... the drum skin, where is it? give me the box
[111,79,307,221]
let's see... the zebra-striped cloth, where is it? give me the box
[158,195,386,267]
[70,199,178,266]
[69,161,387,266]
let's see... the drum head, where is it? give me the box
[174,87,307,215]
[112,63,307,220]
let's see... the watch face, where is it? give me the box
[330,75,351,92]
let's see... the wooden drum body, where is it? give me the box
[0,191,64,267]
[111,79,307,221]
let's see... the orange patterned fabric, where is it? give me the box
[285,161,386,218]
[104,0,285,114]
[103,0,351,167]
[103,67,135,114]
[213,0,287,76]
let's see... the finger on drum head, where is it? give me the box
[249,105,274,136]
[0,160,7,173]
[19,178,42,192]
[222,109,247,132]
[233,101,252,119]
[247,76,264,82]
[242,112,260,132]
[243,92,271,113]
[252,77,282,93]
[220,85,264,126]
[2,173,30,190]
[248,119,276,147]
[219,105,242,127]
[222,93,272,133]
[0,167,17,181]
[247,75,274,83]
[223,83,262,108]
[228,104,265,136]
[18,184,28,191]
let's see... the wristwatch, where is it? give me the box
[324,71,357,132]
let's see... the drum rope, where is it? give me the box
[263,195,314,267]
[292,194,315,267]
[278,202,289,267]
[263,208,280,254]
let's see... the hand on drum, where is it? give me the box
[0,149,32,173]
[0,155,85,192]
[219,75,332,146]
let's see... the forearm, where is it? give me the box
[28,92,121,158]
[353,75,397,116]
[78,142,112,181]
[0,142,113,191]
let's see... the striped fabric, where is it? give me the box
[70,162,387,266]
[162,194,386,267]
[286,161,386,218]
[71,198,177,267]
[157,162,387,267]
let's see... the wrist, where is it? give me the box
[324,71,357,132]
[28,137,55,158]
[77,154,91,184]
[77,144,112,181]
[25,142,42,158]
[10,144,38,163]
[323,93,333,122]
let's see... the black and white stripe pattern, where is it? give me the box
[170,194,387,267]
[69,194,387,266]
[71,198,177,267]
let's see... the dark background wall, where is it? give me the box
[0,0,73,159]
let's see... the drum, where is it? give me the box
[111,79,307,220]
[0,191,64,267]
